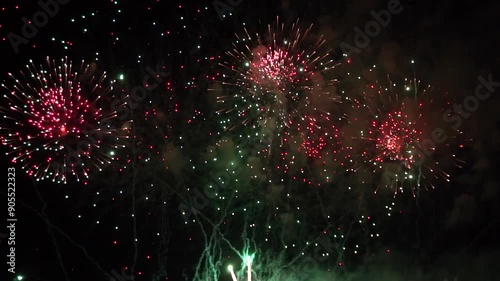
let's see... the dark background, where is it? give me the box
[1,0,499,280]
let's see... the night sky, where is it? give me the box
[1,0,500,281]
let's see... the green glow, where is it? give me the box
[245,255,252,264]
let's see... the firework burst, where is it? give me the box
[213,18,343,185]
[275,113,344,185]
[344,70,464,195]
[216,17,339,134]
[0,57,130,183]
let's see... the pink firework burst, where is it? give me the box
[369,109,423,170]
[0,57,130,184]
[212,18,343,185]
[216,17,339,133]
[247,48,300,96]
[274,113,344,186]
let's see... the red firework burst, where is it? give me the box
[344,70,464,195]
[0,57,130,183]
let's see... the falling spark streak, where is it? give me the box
[228,265,238,281]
